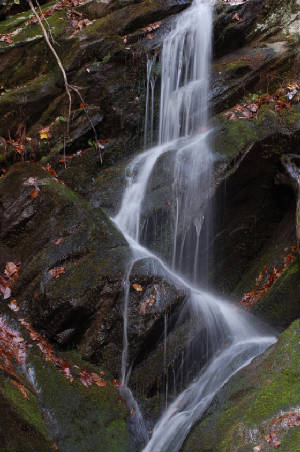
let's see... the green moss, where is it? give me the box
[183,320,300,452]
[14,9,66,43]
[213,103,300,161]
[276,425,300,452]
[27,348,130,452]
[0,0,65,47]
[0,374,49,439]
[214,60,250,74]
[251,259,300,329]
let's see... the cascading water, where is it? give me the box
[144,56,157,148]
[113,0,276,451]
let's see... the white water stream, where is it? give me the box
[113,0,276,450]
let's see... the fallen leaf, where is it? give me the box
[11,379,30,400]
[23,177,37,186]
[253,446,262,452]
[48,267,65,279]
[30,187,40,199]
[55,237,64,245]
[8,299,19,312]
[5,262,20,278]
[40,131,49,140]
[225,111,237,120]
[2,284,12,300]
[132,283,143,292]
[95,379,107,387]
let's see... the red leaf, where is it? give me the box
[48,266,65,279]
[11,379,30,400]
[8,299,19,312]
[30,187,40,199]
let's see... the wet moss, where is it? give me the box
[0,373,49,440]
[27,348,130,452]
[213,104,300,160]
[251,259,300,329]
[183,320,300,452]
[276,425,300,452]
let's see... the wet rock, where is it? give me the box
[0,0,191,168]
[0,162,130,350]
[250,259,300,330]
[0,307,130,452]
[80,257,188,377]
[213,0,263,58]
[183,319,300,452]
[211,45,298,115]
[208,131,299,295]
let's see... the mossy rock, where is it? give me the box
[251,259,300,330]
[27,349,130,452]
[0,162,130,352]
[183,319,300,452]
[213,103,300,161]
[0,374,53,452]
[0,309,130,452]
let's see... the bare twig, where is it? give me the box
[34,0,57,45]
[27,0,72,139]
[26,0,102,164]
[70,84,102,163]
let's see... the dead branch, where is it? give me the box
[26,0,102,164]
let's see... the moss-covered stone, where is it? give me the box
[0,309,130,452]
[213,104,300,161]
[250,259,300,330]
[0,163,130,358]
[26,349,130,452]
[0,372,53,452]
[183,319,300,452]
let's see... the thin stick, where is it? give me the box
[34,0,57,45]
[27,0,72,137]
[27,0,102,164]
[70,84,102,163]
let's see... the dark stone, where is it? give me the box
[80,256,188,377]
[0,162,130,351]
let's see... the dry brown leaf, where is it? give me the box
[48,266,65,279]
[132,283,143,292]
[253,446,262,452]
[95,379,107,387]
[30,187,40,199]
[8,299,19,312]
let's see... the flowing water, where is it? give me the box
[113,0,276,450]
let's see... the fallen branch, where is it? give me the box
[26,0,102,164]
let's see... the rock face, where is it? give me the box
[0,163,130,349]
[0,0,300,450]
[0,0,191,167]
[0,305,130,452]
[80,257,189,377]
[183,319,300,452]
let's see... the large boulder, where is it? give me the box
[0,163,189,382]
[0,162,130,350]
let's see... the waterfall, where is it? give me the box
[144,55,157,148]
[113,0,276,451]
